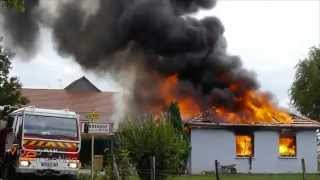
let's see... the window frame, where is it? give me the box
[15,115,23,136]
[23,114,79,140]
[235,132,255,158]
[11,116,18,132]
[278,132,297,158]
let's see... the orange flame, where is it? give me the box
[160,74,201,119]
[236,135,253,157]
[158,75,292,124]
[279,135,296,157]
[213,90,292,124]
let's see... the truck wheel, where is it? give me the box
[62,175,77,180]
[3,164,17,180]
[0,163,4,178]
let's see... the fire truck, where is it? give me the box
[0,106,81,180]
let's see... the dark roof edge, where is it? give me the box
[22,88,63,91]
[21,88,119,94]
[186,122,320,130]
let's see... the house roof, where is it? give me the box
[186,111,320,130]
[64,76,101,92]
[21,88,115,122]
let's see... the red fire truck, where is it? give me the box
[0,106,81,180]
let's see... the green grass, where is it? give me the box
[126,174,320,180]
[78,174,320,180]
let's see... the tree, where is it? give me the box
[290,46,320,120]
[117,115,188,180]
[167,102,183,133]
[167,102,190,174]
[1,0,24,11]
[0,37,28,120]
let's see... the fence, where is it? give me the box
[79,155,186,180]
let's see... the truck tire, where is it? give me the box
[0,162,4,178]
[3,164,17,180]
[62,175,77,180]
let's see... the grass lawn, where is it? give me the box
[126,174,320,180]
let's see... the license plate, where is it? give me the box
[40,161,58,167]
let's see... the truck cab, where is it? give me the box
[3,107,81,180]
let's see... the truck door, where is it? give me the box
[5,114,22,154]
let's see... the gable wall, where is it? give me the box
[65,78,100,92]
[190,128,318,174]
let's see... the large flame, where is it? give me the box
[160,74,201,119]
[213,89,292,124]
[158,75,292,123]
[279,135,296,157]
[235,135,253,157]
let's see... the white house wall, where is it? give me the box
[190,128,318,174]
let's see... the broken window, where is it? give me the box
[235,133,254,157]
[279,133,296,157]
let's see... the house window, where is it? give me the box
[279,133,296,157]
[235,134,254,157]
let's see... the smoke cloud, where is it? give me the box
[1,0,261,117]
[1,0,40,56]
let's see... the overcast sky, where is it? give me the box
[7,0,320,109]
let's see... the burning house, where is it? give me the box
[186,111,320,174]
[2,0,320,174]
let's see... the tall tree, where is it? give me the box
[0,37,28,120]
[167,102,183,133]
[167,102,191,174]
[290,46,320,120]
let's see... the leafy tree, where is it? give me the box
[117,115,188,180]
[1,0,24,11]
[290,46,320,120]
[0,37,28,120]
[167,102,191,174]
[167,102,183,133]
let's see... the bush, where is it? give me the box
[117,115,188,180]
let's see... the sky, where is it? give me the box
[6,0,320,109]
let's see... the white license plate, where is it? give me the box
[40,161,58,168]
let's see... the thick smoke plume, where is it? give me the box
[1,0,40,56]
[1,0,262,118]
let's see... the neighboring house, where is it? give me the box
[21,76,115,135]
[21,76,116,163]
[186,112,320,174]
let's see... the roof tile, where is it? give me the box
[21,89,115,122]
[187,111,320,129]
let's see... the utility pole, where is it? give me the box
[301,158,306,180]
[91,135,95,180]
[87,111,99,180]
[215,160,220,180]
[151,156,156,180]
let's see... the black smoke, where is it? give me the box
[0,0,259,115]
[0,0,40,55]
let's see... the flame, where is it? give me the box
[160,74,201,119]
[158,75,292,124]
[236,135,253,157]
[178,98,201,120]
[213,89,292,124]
[279,135,296,157]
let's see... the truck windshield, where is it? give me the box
[23,115,78,140]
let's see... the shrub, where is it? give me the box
[117,115,188,180]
